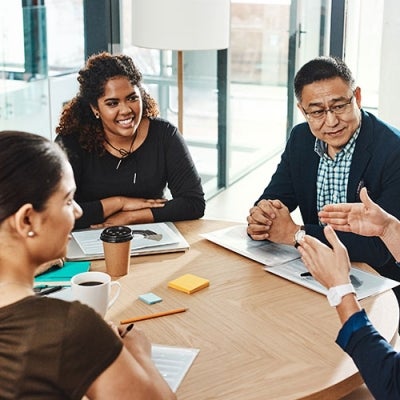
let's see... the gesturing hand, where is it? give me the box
[318,187,390,237]
[298,225,351,289]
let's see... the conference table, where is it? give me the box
[94,219,399,399]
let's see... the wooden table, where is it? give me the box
[94,219,399,400]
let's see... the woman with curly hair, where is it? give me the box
[56,52,205,229]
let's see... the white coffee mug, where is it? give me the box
[71,271,121,317]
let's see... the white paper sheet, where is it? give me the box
[152,345,199,392]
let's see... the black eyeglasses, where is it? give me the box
[302,96,354,121]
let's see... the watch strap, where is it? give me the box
[327,283,356,307]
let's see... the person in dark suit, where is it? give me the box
[246,56,400,301]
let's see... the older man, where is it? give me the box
[247,56,400,302]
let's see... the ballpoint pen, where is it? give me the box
[120,323,134,338]
[36,286,64,296]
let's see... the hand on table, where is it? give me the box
[247,199,299,245]
[91,207,156,229]
[246,199,279,240]
[121,197,167,212]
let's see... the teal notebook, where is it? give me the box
[34,261,90,286]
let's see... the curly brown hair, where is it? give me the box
[56,52,159,153]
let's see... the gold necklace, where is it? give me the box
[104,129,138,170]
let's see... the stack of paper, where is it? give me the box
[152,345,199,392]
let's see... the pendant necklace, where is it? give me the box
[104,129,138,170]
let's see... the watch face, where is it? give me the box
[295,229,306,242]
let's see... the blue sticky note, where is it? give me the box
[139,292,163,305]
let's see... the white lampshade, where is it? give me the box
[132,0,230,51]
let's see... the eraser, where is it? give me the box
[139,292,163,305]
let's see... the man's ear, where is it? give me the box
[12,204,36,238]
[297,102,307,118]
[354,86,362,109]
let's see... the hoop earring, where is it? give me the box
[27,231,35,237]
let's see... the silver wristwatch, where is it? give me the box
[327,284,356,307]
[294,225,306,248]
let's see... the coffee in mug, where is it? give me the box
[100,226,133,277]
[78,281,102,286]
[71,271,120,317]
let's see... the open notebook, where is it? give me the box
[66,222,189,261]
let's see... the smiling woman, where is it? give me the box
[56,52,205,229]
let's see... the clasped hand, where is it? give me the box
[246,199,298,245]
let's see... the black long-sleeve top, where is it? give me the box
[56,117,205,229]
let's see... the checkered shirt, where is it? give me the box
[315,128,360,219]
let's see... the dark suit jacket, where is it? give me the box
[257,110,400,274]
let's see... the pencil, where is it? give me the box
[120,307,188,324]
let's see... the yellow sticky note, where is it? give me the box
[168,274,210,294]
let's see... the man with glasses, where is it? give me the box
[247,56,400,305]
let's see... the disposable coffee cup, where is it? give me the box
[100,226,133,277]
[71,271,121,318]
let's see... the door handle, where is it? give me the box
[298,23,307,48]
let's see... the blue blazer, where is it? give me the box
[257,110,400,271]
[339,316,400,400]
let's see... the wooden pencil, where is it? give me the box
[120,307,188,324]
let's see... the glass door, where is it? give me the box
[287,0,330,131]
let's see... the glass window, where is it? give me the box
[0,0,83,138]
[344,0,383,114]
[46,0,84,72]
[0,3,25,70]
[229,1,291,182]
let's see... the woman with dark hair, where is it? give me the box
[56,52,205,229]
[0,130,175,399]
